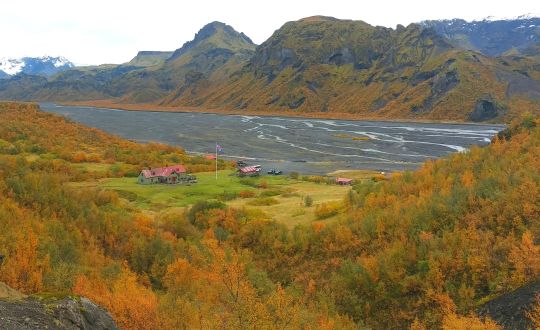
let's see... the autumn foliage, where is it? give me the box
[1,102,539,329]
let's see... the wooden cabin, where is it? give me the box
[138,165,193,185]
[336,177,353,185]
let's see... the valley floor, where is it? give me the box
[63,99,499,124]
[73,169,379,228]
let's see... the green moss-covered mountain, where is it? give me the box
[1,16,539,121]
[165,16,540,121]
[126,51,174,67]
[0,22,255,103]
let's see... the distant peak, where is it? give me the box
[0,56,73,76]
[481,13,539,22]
[298,16,340,23]
[168,21,255,61]
[195,21,253,44]
[198,21,232,35]
[203,21,228,28]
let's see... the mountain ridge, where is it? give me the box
[126,51,173,67]
[160,18,539,122]
[0,17,539,122]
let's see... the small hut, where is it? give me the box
[336,177,353,185]
[138,165,191,184]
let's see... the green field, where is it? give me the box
[90,170,290,209]
[227,181,350,227]
[75,169,354,226]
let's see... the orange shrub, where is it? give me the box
[314,201,342,219]
[71,151,88,163]
[239,190,256,198]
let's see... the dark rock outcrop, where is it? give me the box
[0,282,118,330]
[477,282,540,330]
[469,95,506,121]
[0,297,118,330]
[327,48,355,66]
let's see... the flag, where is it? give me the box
[216,144,224,153]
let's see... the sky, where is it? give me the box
[1,0,539,65]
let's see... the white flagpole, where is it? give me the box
[215,142,218,180]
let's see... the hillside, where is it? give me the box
[164,17,540,121]
[1,102,540,328]
[0,102,354,329]
[122,21,256,103]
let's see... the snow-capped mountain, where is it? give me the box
[421,15,540,56]
[481,13,540,22]
[0,56,74,78]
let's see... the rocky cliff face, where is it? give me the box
[0,282,118,330]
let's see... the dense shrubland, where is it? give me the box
[0,102,222,176]
[1,102,539,329]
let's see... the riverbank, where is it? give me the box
[62,99,504,126]
[42,103,503,175]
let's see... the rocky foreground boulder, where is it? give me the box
[0,282,117,330]
[477,282,540,330]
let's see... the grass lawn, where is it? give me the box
[227,181,350,228]
[326,169,383,180]
[76,169,352,227]
[91,170,292,210]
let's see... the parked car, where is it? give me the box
[236,160,248,167]
[267,169,283,175]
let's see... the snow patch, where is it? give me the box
[0,56,73,76]
[0,58,25,75]
[481,13,540,22]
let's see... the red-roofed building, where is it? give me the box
[336,177,353,185]
[138,165,194,185]
[238,166,260,177]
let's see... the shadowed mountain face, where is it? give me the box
[0,17,539,121]
[421,17,540,56]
